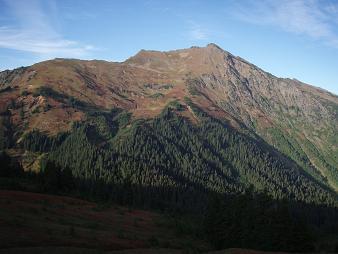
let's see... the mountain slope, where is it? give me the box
[0,43,337,203]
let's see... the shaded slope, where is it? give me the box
[21,106,337,207]
[0,190,207,251]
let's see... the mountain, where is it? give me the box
[0,43,337,207]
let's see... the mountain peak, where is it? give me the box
[206,43,223,51]
[125,43,232,73]
[1,43,338,195]
[129,43,225,61]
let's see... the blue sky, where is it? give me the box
[0,0,338,95]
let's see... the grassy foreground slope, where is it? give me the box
[0,190,321,254]
[0,190,207,252]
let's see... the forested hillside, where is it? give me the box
[0,44,337,192]
[17,102,337,207]
[1,104,338,252]
[1,44,338,252]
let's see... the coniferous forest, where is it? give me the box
[1,102,338,252]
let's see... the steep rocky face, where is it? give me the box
[0,43,337,191]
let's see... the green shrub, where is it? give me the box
[150,93,164,99]
[20,90,29,96]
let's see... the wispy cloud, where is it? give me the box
[144,0,171,13]
[188,21,208,41]
[230,0,338,48]
[142,1,208,41]
[0,0,95,58]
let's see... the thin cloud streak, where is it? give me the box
[230,0,338,48]
[188,22,208,41]
[0,0,95,57]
